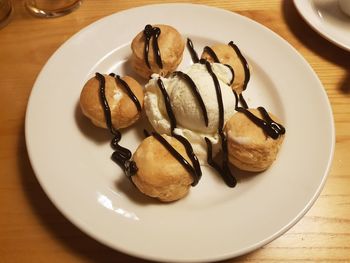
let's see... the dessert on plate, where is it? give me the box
[131,133,198,202]
[78,23,286,202]
[225,108,285,172]
[131,24,185,79]
[80,73,144,129]
[144,62,236,163]
[201,41,250,95]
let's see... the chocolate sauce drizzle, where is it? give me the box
[143,24,163,69]
[203,46,236,86]
[239,93,249,109]
[188,38,251,91]
[155,78,202,186]
[238,107,285,139]
[201,60,237,187]
[203,46,220,63]
[187,39,235,86]
[143,129,150,138]
[95,73,138,177]
[186,38,199,63]
[152,131,200,185]
[109,73,142,112]
[157,78,177,131]
[232,90,285,140]
[172,71,209,127]
[228,41,250,91]
[226,64,235,86]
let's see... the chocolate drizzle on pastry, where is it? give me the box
[203,46,220,63]
[152,131,200,186]
[143,24,163,69]
[156,78,202,186]
[172,71,209,127]
[233,90,285,140]
[188,39,250,90]
[186,38,199,63]
[109,73,142,112]
[188,39,235,86]
[228,41,250,91]
[201,60,237,187]
[239,93,249,109]
[95,73,138,177]
[226,64,235,86]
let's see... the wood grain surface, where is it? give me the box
[1,0,349,262]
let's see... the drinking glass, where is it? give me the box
[0,0,12,29]
[25,0,82,18]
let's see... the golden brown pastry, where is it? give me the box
[224,108,285,172]
[131,134,194,202]
[201,42,250,95]
[80,74,144,129]
[131,24,185,79]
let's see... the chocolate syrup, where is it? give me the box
[109,73,142,112]
[205,136,236,187]
[228,41,250,91]
[186,38,199,63]
[157,78,177,131]
[232,89,284,139]
[172,71,209,127]
[201,60,237,187]
[233,90,249,109]
[152,132,199,185]
[187,39,249,91]
[203,61,224,130]
[95,73,138,177]
[143,24,163,69]
[156,78,202,186]
[143,129,150,138]
[239,93,249,109]
[225,64,235,86]
[235,107,285,139]
[203,46,220,63]
[203,46,236,86]
[232,97,285,140]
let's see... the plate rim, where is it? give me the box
[25,3,336,262]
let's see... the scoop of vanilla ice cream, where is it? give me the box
[170,63,235,133]
[144,62,236,163]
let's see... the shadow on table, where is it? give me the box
[18,128,150,263]
[282,0,350,94]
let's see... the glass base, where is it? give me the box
[25,0,82,18]
[0,1,13,29]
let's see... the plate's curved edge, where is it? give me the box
[229,97,335,261]
[293,0,350,52]
[24,3,336,263]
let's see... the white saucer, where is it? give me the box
[294,0,350,51]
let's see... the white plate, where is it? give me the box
[294,0,350,51]
[25,3,335,262]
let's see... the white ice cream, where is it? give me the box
[144,62,236,163]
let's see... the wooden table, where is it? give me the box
[1,0,349,262]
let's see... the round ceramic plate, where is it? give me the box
[294,0,350,51]
[25,3,335,262]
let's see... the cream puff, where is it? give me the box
[201,41,250,95]
[80,73,144,129]
[224,107,285,172]
[131,24,185,79]
[131,133,199,202]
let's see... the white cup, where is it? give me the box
[339,0,350,16]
